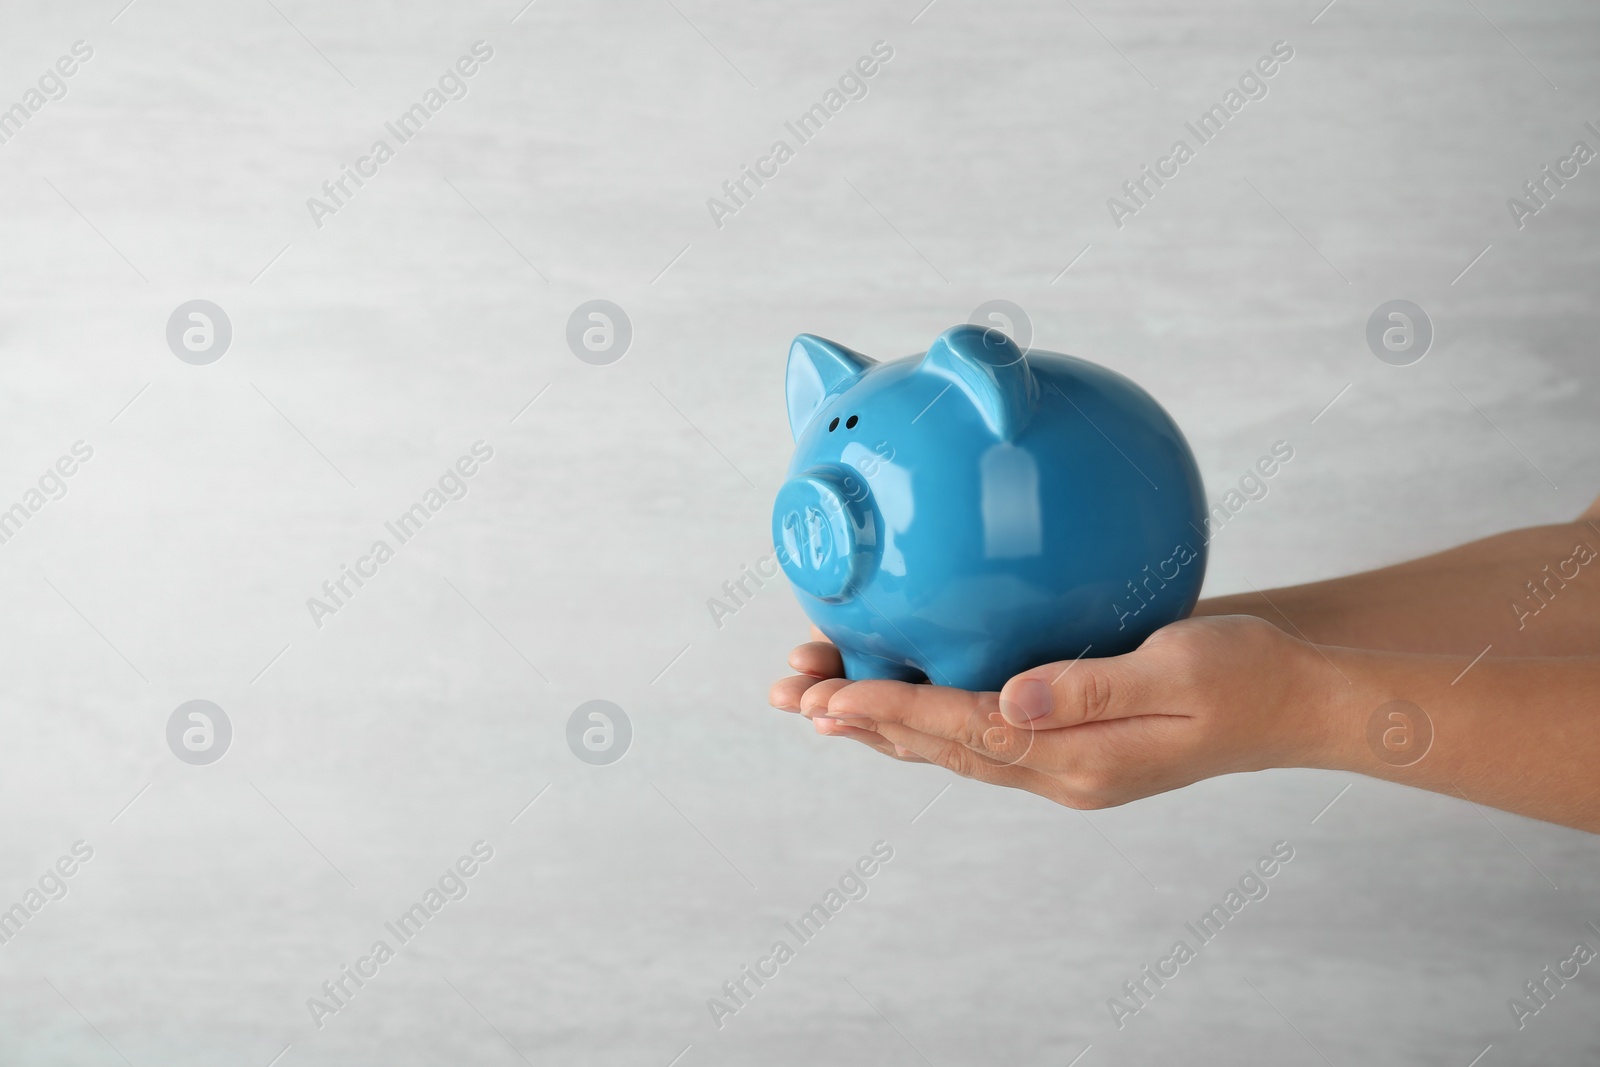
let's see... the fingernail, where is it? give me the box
[814,716,839,733]
[1001,678,1053,725]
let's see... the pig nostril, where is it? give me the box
[846,415,858,429]
[828,417,839,431]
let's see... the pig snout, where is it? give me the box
[772,465,878,603]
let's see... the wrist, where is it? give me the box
[1293,643,1447,776]
[1279,640,1376,772]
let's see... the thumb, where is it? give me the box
[998,652,1148,729]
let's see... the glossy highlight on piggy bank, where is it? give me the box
[772,324,1208,692]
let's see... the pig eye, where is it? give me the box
[845,415,859,429]
[828,417,840,431]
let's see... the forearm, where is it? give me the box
[1295,645,1600,832]
[1197,519,1600,656]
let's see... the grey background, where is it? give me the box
[1,0,1597,1064]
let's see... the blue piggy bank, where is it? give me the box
[772,324,1208,692]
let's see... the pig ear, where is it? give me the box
[920,324,1037,440]
[786,334,874,440]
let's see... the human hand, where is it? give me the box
[768,616,1331,808]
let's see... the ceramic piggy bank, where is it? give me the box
[772,324,1207,692]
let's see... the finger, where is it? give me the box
[788,641,843,679]
[997,651,1162,730]
[826,680,1027,760]
[799,677,856,720]
[769,674,825,713]
[814,717,930,762]
[872,721,1055,794]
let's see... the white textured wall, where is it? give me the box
[0,1,1596,1064]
